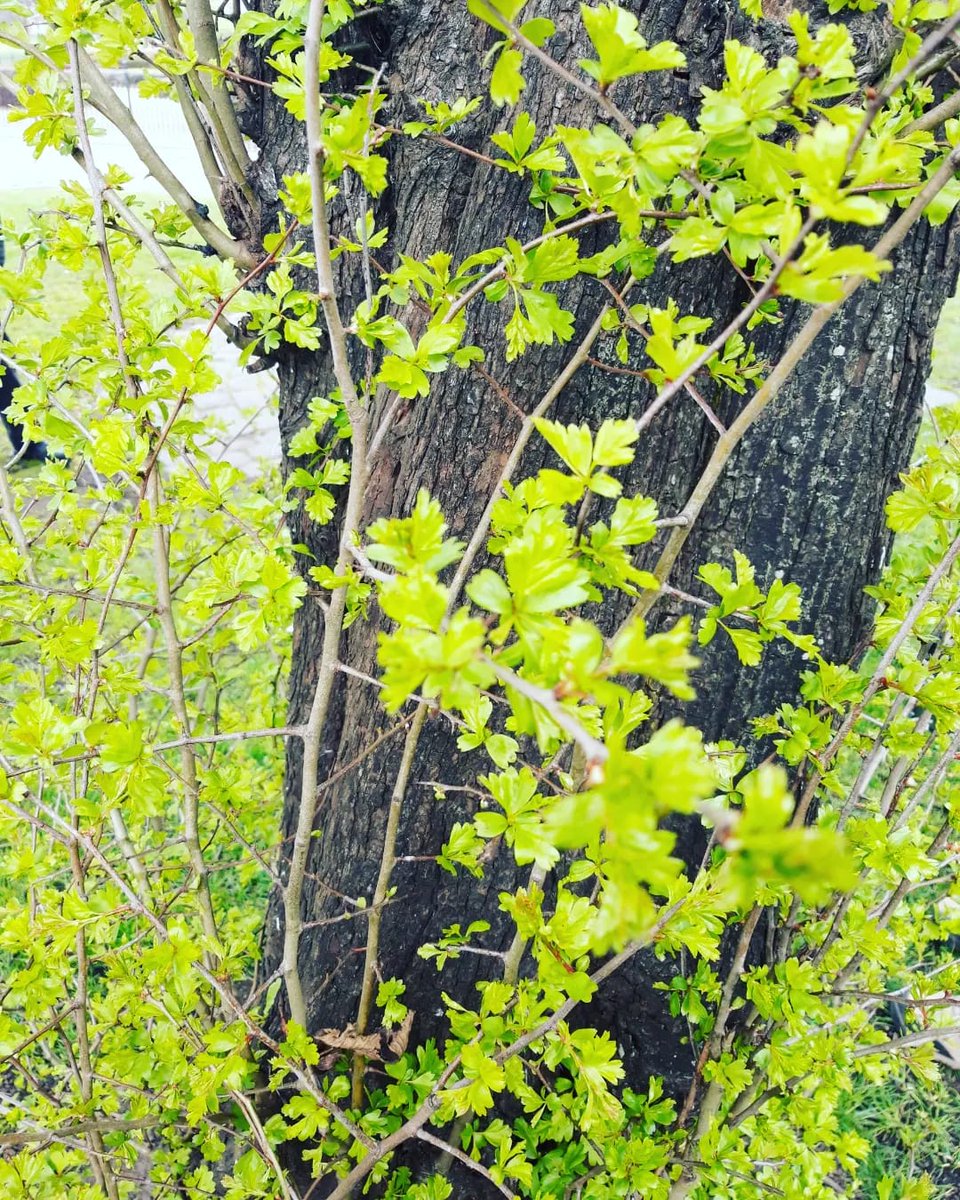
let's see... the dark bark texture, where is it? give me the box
[240,0,958,1130]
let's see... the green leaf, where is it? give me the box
[593,418,637,467]
[438,822,485,877]
[367,490,464,573]
[610,616,700,699]
[490,47,525,106]
[453,1042,506,1115]
[467,0,527,34]
[534,418,593,476]
[738,765,794,834]
[725,623,763,666]
[579,3,685,87]
[796,123,887,226]
[505,287,575,359]
[467,569,513,614]
[778,235,891,305]
[608,494,658,544]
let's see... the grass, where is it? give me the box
[1,187,195,337]
[931,296,960,395]
[842,1070,960,1198]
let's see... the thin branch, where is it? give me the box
[634,216,815,442]
[73,45,253,265]
[135,19,230,194]
[153,726,305,752]
[476,0,637,137]
[0,1116,162,1149]
[855,1025,960,1057]
[442,211,617,327]
[488,660,607,766]
[71,152,244,345]
[416,1130,514,1199]
[678,906,761,1131]
[179,0,252,177]
[75,34,225,980]
[351,706,427,1105]
[629,140,960,629]
[848,12,960,163]
[282,0,370,1033]
[827,530,960,781]
[905,86,960,134]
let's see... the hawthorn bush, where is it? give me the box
[2,0,960,1198]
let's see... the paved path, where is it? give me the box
[927,385,958,408]
[194,331,281,475]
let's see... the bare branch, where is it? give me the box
[281,0,371,1033]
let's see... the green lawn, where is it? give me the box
[931,295,960,395]
[1,188,194,337]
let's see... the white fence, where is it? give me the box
[0,72,212,199]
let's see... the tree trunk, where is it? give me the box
[246,0,959,1130]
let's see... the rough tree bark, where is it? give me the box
[239,0,959,1134]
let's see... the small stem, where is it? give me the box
[153,726,305,753]
[443,211,616,327]
[150,471,222,966]
[350,705,427,1105]
[488,660,607,766]
[476,0,637,137]
[416,1130,513,1199]
[281,0,370,1034]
